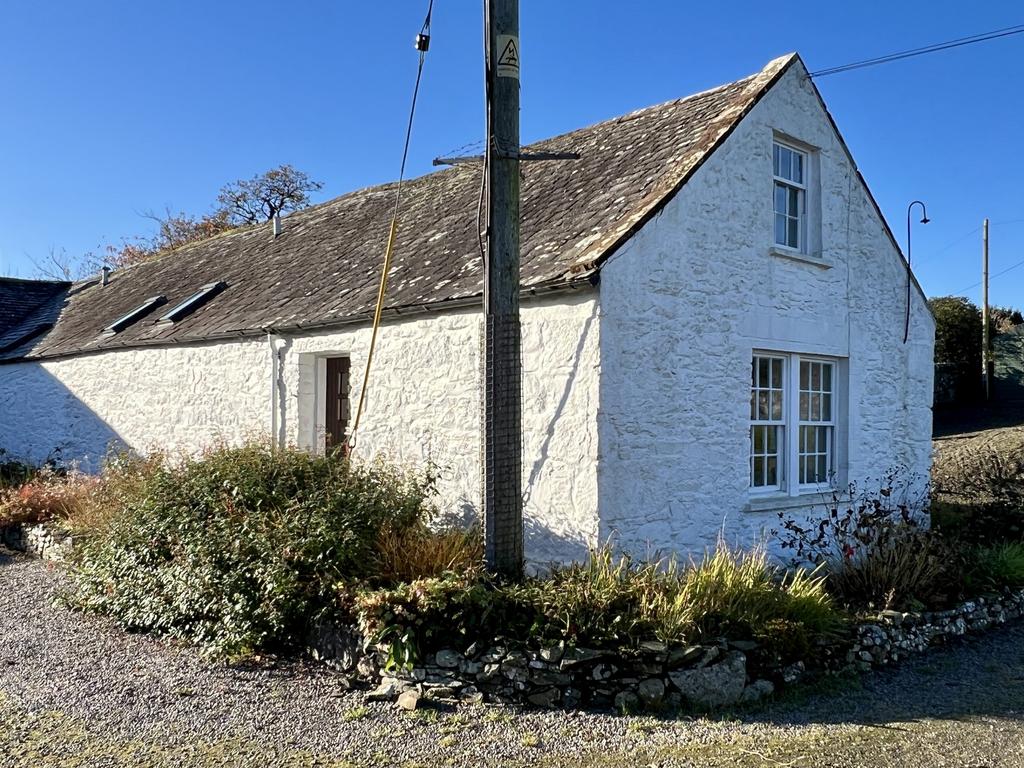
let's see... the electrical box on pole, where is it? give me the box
[482,0,524,577]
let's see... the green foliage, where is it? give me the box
[824,527,958,611]
[354,543,842,668]
[964,542,1024,592]
[930,296,982,368]
[65,442,436,657]
[0,450,44,491]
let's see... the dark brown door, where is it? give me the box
[324,357,351,450]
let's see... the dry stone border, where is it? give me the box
[1,521,71,561]
[313,589,1024,712]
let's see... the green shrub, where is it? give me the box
[964,542,1024,592]
[65,442,436,657]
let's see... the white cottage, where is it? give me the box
[0,54,933,563]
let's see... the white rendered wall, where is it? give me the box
[596,62,935,558]
[0,292,601,563]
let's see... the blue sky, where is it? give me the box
[1,1,1021,307]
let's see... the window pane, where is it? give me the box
[751,358,757,387]
[810,393,821,421]
[799,455,807,484]
[799,392,809,421]
[774,183,787,214]
[769,392,781,420]
[788,216,799,248]
[758,391,769,420]
[823,364,832,391]
[771,358,782,388]
[788,186,801,216]
[811,363,821,390]
[766,456,777,486]
[766,425,777,453]
[792,151,803,184]
[779,146,792,179]
[750,391,757,420]
[775,214,787,245]
[800,362,809,389]
[753,456,764,487]
[816,454,827,483]
[822,393,832,420]
[758,357,769,387]
[773,144,781,176]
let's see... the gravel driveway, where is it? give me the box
[3,548,1024,768]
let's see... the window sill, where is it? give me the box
[743,490,837,514]
[769,247,832,269]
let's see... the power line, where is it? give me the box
[349,0,434,450]
[953,255,1024,296]
[809,23,1024,78]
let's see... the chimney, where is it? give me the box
[101,267,110,286]
[272,215,282,238]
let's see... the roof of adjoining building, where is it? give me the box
[1,54,798,362]
[0,277,71,352]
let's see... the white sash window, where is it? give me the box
[750,352,838,494]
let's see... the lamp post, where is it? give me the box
[904,200,930,344]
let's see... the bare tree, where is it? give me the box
[29,247,96,281]
[216,165,323,225]
[30,165,322,276]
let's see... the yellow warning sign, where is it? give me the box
[496,34,519,79]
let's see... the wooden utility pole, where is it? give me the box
[482,0,523,576]
[983,217,992,401]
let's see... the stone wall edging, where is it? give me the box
[311,587,1024,711]
[0,521,71,561]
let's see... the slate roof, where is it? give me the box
[1,54,797,362]
[0,278,71,353]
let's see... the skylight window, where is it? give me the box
[101,295,167,337]
[157,282,227,326]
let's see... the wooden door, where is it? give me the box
[324,357,351,450]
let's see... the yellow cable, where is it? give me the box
[348,216,399,451]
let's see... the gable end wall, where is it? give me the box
[596,63,935,557]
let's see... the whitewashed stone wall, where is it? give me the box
[596,60,935,557]
[0,292,601,563]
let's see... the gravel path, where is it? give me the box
[3,549,1024,767]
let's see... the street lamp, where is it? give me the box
[904,200,930,344]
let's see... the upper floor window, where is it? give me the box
[773,141,806,251]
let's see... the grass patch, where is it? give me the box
[341,705,369,722]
